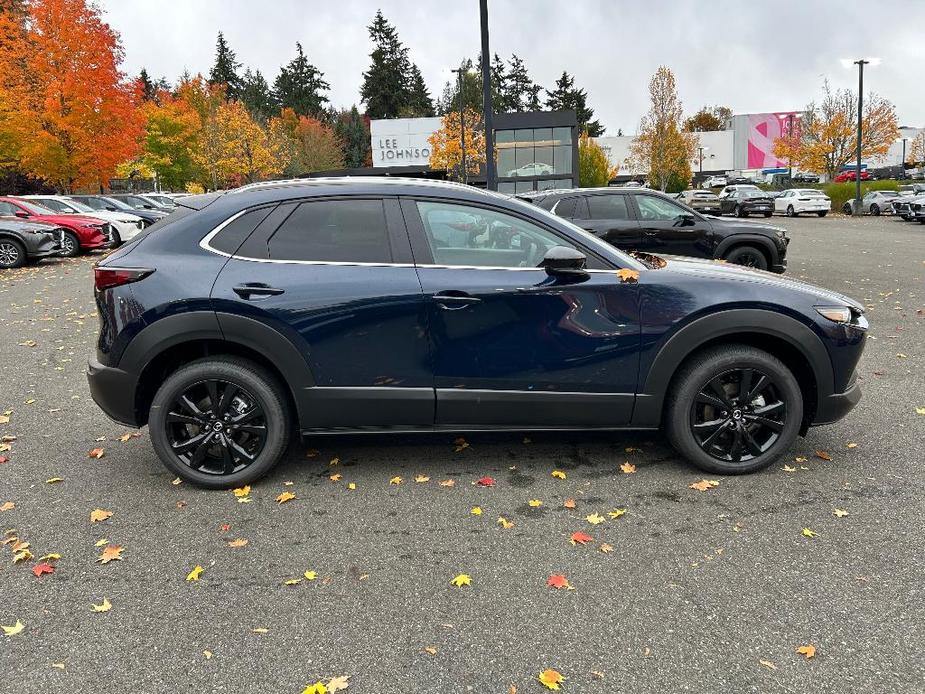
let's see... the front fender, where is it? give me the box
[714,234,780,263]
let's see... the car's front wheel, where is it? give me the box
[817,211,827,217]
[786,205,797,217]
[723,245,768,270]
[842,202,853,215]
[149,356,291,488]
[60,230,80,257]
[0,238,26,269]
[666,345,803,474]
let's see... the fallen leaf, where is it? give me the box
[32,563,54,577]
[89,509,112,523]
[438,479,455,487]
[38,553,60,562]
[802,528,818,538]
[528,499,543,507]
[305,449,319,457]
[118,432,141,442]
[329,457,340,466]
[497,516,514,529]
[251,627,269,634]
[203,650,213,660]
[1,620,24,637]
[617,268,640,283]
[453,437,470,452]
[546,574,572,589]
[607,509,626,519]
[690,479,719,491]
[538,668,565,690]
[551,470,566,480]
[759,659,777,670]
[45,477,63,484]
[275,491,296,504]
[916,407,925,416]
[94,538,109,547]
[389,476,402,485]
[347,482,356,490]
[88,448,105,459]
[570,531,593,546]
[186,565,204,581]
[302,682,327,694]
[171,477,182,485]
[96,545,123,564]
[782,464,797,472]
[303,570,317,580]
[591,670,605,679]
[91,598,112,613]
[228,538,248,547]
[50,663,65,670]
[329,473,342,482]
[450,573,471,587]
[476,476,495,487]
[327,675,350,692]
[599,542,614,553]
[12,548,32,563]
[470,506,482,516]
[563,498,576,509]
[846,442,858,448]
[795,456,808,463]
[585,512,605,525]
[620,462,636,474]
[796,644,816,659]
[284,578,302,586]
[414,474,430,483]
[232,485,251,498]
[424,646,438,655]
[833,509,849,518]
[0,502,13,512]
[815,450,832,461]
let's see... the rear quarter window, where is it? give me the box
[209,207,275,255]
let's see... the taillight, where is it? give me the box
[94,267,154,291]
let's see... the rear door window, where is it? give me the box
[586,194,630,220]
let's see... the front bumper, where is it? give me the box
[87,358,140,427]
[811,380,862,426]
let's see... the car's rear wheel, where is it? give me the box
[60,231,80,257]
[817,211,827,217]
[842,202,853,215]
[786,205,797,217]
[149,357,290,488]
[110,229,122,246]
[870,204,880,216]
[666,345,802,474]
[0,238,26,269]
[723,245,768,270]
[763,212,772,217]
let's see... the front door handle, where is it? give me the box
[233,283,285,299]
[643,230,659,236]
[433,291,481,310]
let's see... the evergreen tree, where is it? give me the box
[545,71,603,136]
[403,63,434,117]
[360,11,412,118]
[489,53,507,112]
[139,68,156,101]
[503,54,542,112]
[273,42,329,117]
[435,58,481,115]
[334,106,371,168]
[208,31,241,99]
[240,68,276,122]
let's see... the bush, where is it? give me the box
[821,180,900,212]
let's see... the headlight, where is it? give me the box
[815,306,852,323]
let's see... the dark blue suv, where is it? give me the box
[88,178,866,488]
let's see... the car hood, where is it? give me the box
[658,254,863,309]
[894,193,925,203]
[0,216,58,232]
[32,213,106,225]
[76,210,142,223]
[705,216,786,235]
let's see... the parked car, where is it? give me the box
[891,194,925,220]
[522,186,788,272]
[0,216,63,268]
[676,189,722,214]
[859,190,900,216]
[774,189,831,217]
[911,200,925,224]
[69,195,167,226]
[718,184,763,198]
[0,197,110,256]
[702,175,727,189]
[834,170,871,182]
[19,195,145,245]
[898,183,925,197]
[138,193,177,209]
[506,163,554,177]
[718,188,775,217]
[88,178,864,487]
[792,172,821,184]
[108,193,174,213]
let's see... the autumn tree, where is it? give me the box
[334,106,371,168]
[629,66,697,192]
[908,131,925,167]
[273,42,329,117]
[545,72,603,136]
[0,0,29,170]
[208,31,241,99]
[0,0,142,191]
[138,90,202,190]
[578,132,616,187]
[428,107,486,181]
[772,81,898,179]
[272,108,344,176]
[197,100,287,187]
[683,105,732,132]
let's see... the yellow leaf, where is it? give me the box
[203,650,213,660]
[252,627,269,634]
[846,442,858,448]
[303,570,317,581]
[620,462,636,474]
[916,407,925,416]
[389,476,402,485]
[13,548,33,563]
[616,268,640,283]
[45,477,64,484]
[424,646,438,655]
[607,509,626,519]
[796,644,816,659]
[227,538,248,547]
[497,516,514,529]
[327,675,350,692]
[833,509,849,518]
[284,578,302,586]
[329,473,342,482]
[551,470,566,479]
[585,512,605,525]
[599,542,614,553]
[329,457,340,466]
[0,502,13,512]
[438,479,456,487]
[275,491,296,504]
[538,669,565,690]
[802,528,818,538]
[38,553,61,561]
[91,598,112,613]
[94,538,109,547]
[89,509,112,523]
[528,499,543,507]
[186,565,204,581]
[470,506,482,515]
[689,479,719,491]
[347,482,356,490]
[2,620,25,637]
[451,573,471,587]
[171,477,182,486]
[232,485,251,498]
[782,465,797,472]
[302,682,327,694]
[414,474,430,483]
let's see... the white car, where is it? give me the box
[507,162,554,177]
[20,195,146,245]
[702,175,727,189]
[774,189,831,217]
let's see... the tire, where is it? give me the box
[665,344,803,475]
[60,230,80,257]
[817,211,827,217]
[148,356,291,489]
[0,238,27,269]
[110,229,122,247]
[786,205,797,217]
[870,204,880,216]
[723,245,768,270]
[763,212,772,218]
[842,202,853,215]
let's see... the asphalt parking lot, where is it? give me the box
[1,213,923,693]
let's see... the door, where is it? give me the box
[574,193,642,250]
[403,198,641,428]
[632,193,713,258]
[209,197,433,430]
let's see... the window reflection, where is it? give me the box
[495,126,575,185]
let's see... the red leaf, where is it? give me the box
[0,455,8,464]
[220,524,231,532]
[569,531,593,546]
[546,574,570,589]
[476,476,495,487]
[32,563,55,577]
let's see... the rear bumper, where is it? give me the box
[811,380,861,426]
[87,358,140,427]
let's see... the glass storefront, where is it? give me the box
[496,125,575,193]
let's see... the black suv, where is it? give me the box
[88,178,865,488]
[520,187,789,272]
[0,216,63,268]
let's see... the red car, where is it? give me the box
[834,170,871,182]
[0,197,111,257]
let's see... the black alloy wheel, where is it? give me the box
[870,204,880,216]
[165,379,267,476]
[724,245,768,270]
[690,368,786,463]
[60,231,80,257]
[786,205,796,217]
[0,239,25,268]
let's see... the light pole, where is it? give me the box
[697,146,709,176]
[842,58,880,211]
[479,0,496,191]
[899,137,909,178]
[451,67,467,183]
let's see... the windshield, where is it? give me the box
[101,197,135,211]
[118,196,152,209]
[878,191,899,198]
[145,195,175,207]
[62,198,95,212]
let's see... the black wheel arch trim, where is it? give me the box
[631,309,833,427]
[714,234,780,263]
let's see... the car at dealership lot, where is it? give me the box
[0,197,111,256]
[521,186,788,272]
[702,175,727,189]
[108,193,174,213]
[87,177,864,487]
[675,189,722,214]
[718,188,775,217]
[19,195,146,245]
[834,169,871,182]
[792,172,821,183]
[70,195,167,226]
[891,185,925,219]
[911,200,925,224]
[0,216,63,268]
[774,189,831,217]
[859,190,900,216]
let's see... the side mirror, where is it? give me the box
[106,206,117,211]
[679,213,696,225]
[541,246,588,280]
[14,211,29,218]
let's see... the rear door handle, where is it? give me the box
[233,283,285,299]
[433,291,481,310]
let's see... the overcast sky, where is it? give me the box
[98,0,925,134]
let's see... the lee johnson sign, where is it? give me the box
[376,138,431,163]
